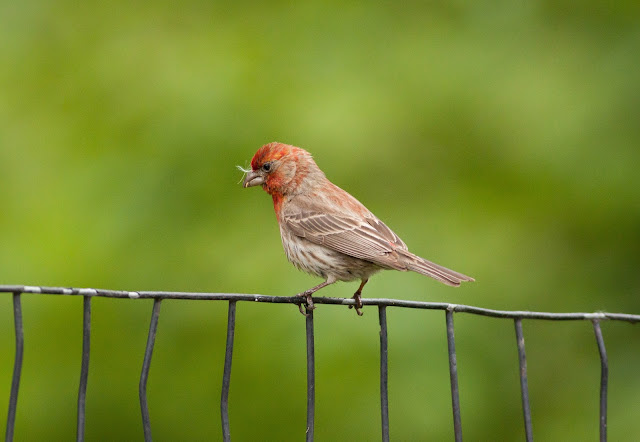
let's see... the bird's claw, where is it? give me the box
[349,292,364,316]
[296,291,315,316]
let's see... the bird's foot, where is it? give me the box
[349,292,364,316]
[296,291,315,316]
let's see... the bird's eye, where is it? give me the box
[262,162,272,172]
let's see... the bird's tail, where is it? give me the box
[398,250,474,287]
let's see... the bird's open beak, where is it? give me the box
[243,170,265,188]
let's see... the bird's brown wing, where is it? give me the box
[282,209,410,271]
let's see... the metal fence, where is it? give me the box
[2,285,639,442]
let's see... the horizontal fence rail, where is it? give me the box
[2,285,639,441]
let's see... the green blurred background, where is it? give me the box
[1,1,639,440]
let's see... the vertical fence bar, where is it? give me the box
[221,301,237,442]
[305,308,315,442]
[5,293,24,442]
[592,320,608,442]
[139,298,162,442]
[445,309,462,442]
[514,318,533,442]
[378,306,390,442]
[76,296,92,442]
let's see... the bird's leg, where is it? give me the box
[296,278,335,316]
[349,279,368,316]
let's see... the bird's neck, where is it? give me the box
[271,192,285,217]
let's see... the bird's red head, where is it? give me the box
[250,142,293,171]
[242,142,325,198]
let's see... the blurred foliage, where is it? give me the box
[1,0,639,440]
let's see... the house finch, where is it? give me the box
[241,142,474,315]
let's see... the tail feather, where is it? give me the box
[399,250,474,287]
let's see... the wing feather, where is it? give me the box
[283,209,409,270]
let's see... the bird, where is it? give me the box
[241,142,474,316]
